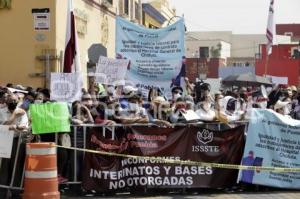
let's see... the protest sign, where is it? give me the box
[30,102,70,134]
[95,56,129,85]
[116,17,185,98]
[239,109,300,188]
[83,125,245,191]
[0,125,14,158]
[50,73,83,102]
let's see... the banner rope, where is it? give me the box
[54,144,300,173]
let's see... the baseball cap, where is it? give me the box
[123,85,138,95]
[274,100,289,110]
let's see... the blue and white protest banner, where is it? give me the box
[239,109,300,188]
[115,17,185,98]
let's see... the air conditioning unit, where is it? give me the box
[100,0,112,8]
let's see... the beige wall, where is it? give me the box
[230,34,266,57]
[0,0,120,88]
[150,0,176,21]
[0,0,56,88]
[185,40,231,59]
[143,13,163,28]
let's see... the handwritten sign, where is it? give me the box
[30,102,70,134]
[95,56,129,85]
[50,73,83,102]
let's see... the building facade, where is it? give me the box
[142,0,176,29]
[185,31,267,67]
[256,44,300,85]
[0,0,142,88]
[276,24,300,42]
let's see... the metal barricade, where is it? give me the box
[0,131,31,196]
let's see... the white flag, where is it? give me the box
[266,0,275,55]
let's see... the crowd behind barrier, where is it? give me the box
[0,80,299,196]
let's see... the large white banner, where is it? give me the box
[95,56,129,85]
[50,73,83,102]
[239,109,300,188]
[0,125,14,158]
[116,17,185,98]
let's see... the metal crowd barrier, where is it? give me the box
[0,121,249,193]
[0,132,28,196]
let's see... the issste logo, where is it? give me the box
[197,129,213,145]
[192,129,219,153]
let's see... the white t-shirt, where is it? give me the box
[5,108,29,129]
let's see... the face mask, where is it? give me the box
[173,93,181,101]
[34,100,43,104]
[186,102,194,110]
[202,102,211,111]
[105,109,114,117]
[128,103,139,112]
[107,87,115,95]
[7,102,18,111]
[258,101,267,109]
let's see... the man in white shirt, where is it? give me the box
[0,94,29,195]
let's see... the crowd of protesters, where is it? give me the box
[0,77,300,196]
[1,78,299,129]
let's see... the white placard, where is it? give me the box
[266,75,288,85]
[181,110,201,122]
[0,125,14,158]
[95,56,129,85]
[50,73,83,102]
[33,13,50,31]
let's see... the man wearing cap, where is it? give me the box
[171,86,183,104]
[119,85,138,109]
[115,93,149,124]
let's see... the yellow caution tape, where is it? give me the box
[55,145,300,173]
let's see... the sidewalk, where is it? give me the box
[61,191,300,199]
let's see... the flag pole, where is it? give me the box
[265,0,274,78]
[264,53,269,77]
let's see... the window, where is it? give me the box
[106,0,113,4]
[149,24,158,29]
[124,0,129,15]
[292,49,300,59]
[135,2,140,21]
[284,32,293,37]
[199,47,209,58]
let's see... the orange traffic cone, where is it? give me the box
[23,143,60,199]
